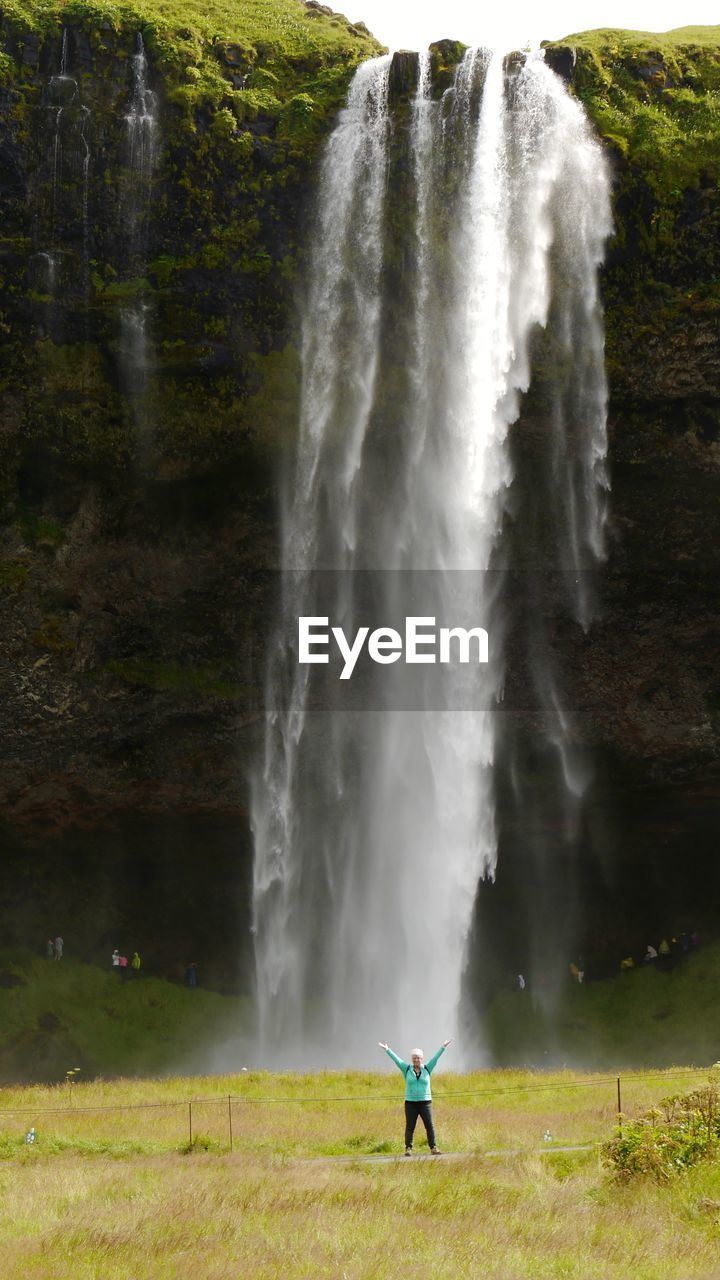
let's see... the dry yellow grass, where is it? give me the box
[2,1150,720,1279]
[1,1068,720,1278]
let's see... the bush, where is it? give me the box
[603,1079,720,1181]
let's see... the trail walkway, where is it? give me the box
[301,1143,596,1164]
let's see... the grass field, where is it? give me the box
[2,1067,720,1277]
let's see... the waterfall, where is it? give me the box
[119,33,158,437]
[124,33,157,254]
[251,49,611,1066]
[43,27,91,296]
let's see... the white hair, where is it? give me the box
[411,1048,424,1059]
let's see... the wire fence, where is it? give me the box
[1,1066,715,1155]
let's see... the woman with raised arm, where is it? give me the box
[378,1039,452,1155]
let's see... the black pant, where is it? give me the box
[404,1101,436,1149]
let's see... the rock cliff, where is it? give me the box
[0,12,718,979]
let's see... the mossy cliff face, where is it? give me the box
[0,0,381,492]
[0,19,718,975]
[538,28,719,785]
[0,0,384,978]
[0,0,380,841]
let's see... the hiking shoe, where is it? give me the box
[431,1147,442,1155]
[404,1147,412,1156]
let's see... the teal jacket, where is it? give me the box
[385,1045,446,1101]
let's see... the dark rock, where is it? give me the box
[544,44,577,82]
[637,60,666,82]
[388,50,419,101]
[0,971,25,989]
[38,1011,61,1030]
[21,35,39,68]
[74,31,94,71]
[428,38,466,63]
[221,43,253,67]
[428,39,467,96]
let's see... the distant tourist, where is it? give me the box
[569,961,585,984]
[658,939,670,955]
[131,952,142,976]
[54,936,64,961]
[378,1039,452,1155]
[644,945,658,963]
[517,974,526,991]
[186,962,198,989]
[620,956,635,971]
[46,939,54,960]
[112,948,120,970]
[119,954,129,981]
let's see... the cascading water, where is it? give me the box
[41,28,91,297]
[124,33,157,251]
[251,49,611,1066]
[119,33,158,436]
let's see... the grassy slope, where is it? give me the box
[3,944,720,1085]
[2,1069,720,1277]
[487,941,720,1070]
[563,25,720,48]
[0,951,252,1083]
[548,25,720,190]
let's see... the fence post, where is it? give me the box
[189,1101,193,1149]
[617,1076,622,1132]
[228,1096,233,1153]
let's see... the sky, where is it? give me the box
[347,0,720,52]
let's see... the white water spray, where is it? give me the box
[252,49,611,1066]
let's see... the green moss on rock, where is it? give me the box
[544,26,720,404]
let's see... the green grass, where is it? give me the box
[561,25,720,51]
[0,0,383,128]
[0,1060,715,1160]
[2,1070,720,1276]
[542,25,720,383]
[545,25,720,192]
[0,951,252,1083]
[486,941,720,1069]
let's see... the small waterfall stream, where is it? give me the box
[124,33,157,252]
[252,49,611,1065]
[119,33,158,435]
[42,27,91,296]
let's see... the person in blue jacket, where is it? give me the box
[379,1038,452,1155]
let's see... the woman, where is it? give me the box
[378,1038,452,1155]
